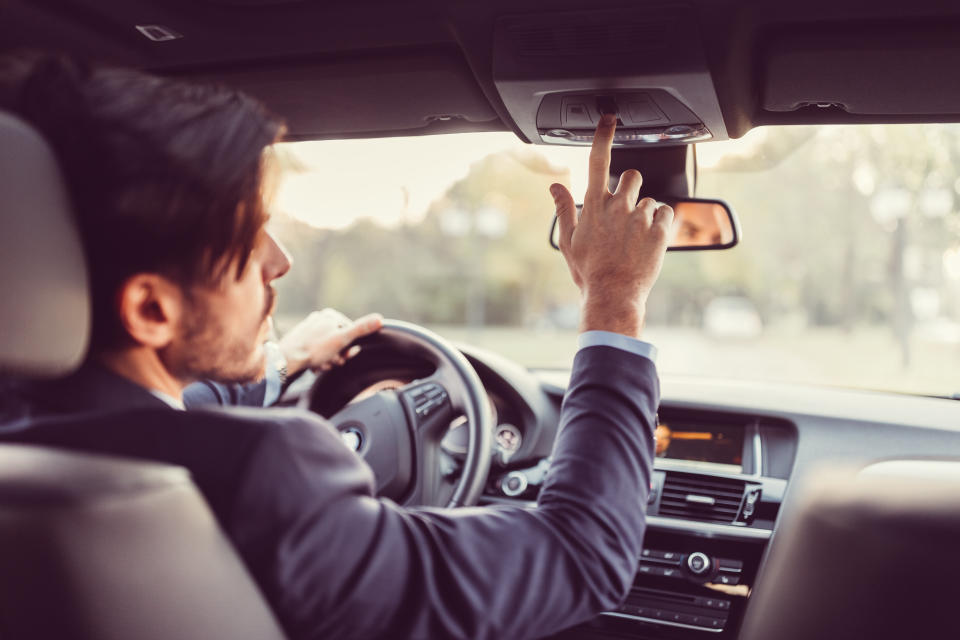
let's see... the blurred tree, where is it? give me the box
[269,124,960,376]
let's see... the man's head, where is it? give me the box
[1,53,290,387]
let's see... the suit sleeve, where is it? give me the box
[229,345,658,640]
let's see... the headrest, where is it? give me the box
[0,111,90,377]
[0,443,189,507]
[739,462,960,640]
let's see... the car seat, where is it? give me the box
[0,110,287,640]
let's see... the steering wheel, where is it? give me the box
[300,320,493,507]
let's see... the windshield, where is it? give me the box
[270,124,960,397]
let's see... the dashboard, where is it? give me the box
[460,344,960,639]
[283,340,960,640]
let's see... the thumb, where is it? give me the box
[550,183,577,251]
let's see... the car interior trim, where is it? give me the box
[481,496,773,541]
[600,611,724,633]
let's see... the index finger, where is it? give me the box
[586,114,617,200]
[341,313,383,342]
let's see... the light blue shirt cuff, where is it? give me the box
[577,330,657,363]
[262,342,285,406]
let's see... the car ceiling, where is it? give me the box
[3,0,960,142]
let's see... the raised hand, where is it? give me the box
[550,115,674,339]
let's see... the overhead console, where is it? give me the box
[492,7,728,147]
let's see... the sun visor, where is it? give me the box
[762,26,960,115]
[492,8,728,147]
[192,50,500,138]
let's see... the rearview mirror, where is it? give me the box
[549,198,740,252]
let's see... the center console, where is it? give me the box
[590,529,765,638]
[488,409,797,640]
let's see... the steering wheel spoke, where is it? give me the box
[328,391,414,501]
[399,377,457,432]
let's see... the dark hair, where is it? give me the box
[0,53,285,351]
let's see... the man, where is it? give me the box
[183,308,385,409]
[0,54,673,639]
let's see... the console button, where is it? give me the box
[660,551,682,563]
[686,551,712,575]
[704,617,726,629]
[642,549,681,563]
[716,573,741,586]
[717,558,744,572]
[696,596,732,610]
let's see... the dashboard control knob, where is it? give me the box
[687,552,711,575]
[501,471,529,497]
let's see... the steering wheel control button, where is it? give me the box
[686,552,711,575]
[500,471,528,497]
[412,383,449,420]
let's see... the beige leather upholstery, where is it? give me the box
[0,113,287,639]
[0,444,287,640]
[0,111,90,376]
[739,463,960,640]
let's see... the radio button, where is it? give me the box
[704,617,726,629]
[717,558,744,572]
[716,573,741,586]
[687,551,712,575]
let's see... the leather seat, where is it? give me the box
[0,111,286,639]
[739,462,960,640]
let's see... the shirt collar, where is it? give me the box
[148,389,186,410]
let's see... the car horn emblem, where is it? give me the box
[340,427,364,453]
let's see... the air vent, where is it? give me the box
[658,472,745,524]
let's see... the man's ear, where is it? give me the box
[116,274,185,349]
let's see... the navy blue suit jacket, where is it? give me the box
[0,346,658,639]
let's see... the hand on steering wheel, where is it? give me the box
[301,320,493,507]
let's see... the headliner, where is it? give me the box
[2,0,960,141]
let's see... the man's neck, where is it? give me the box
[97,347,186,402]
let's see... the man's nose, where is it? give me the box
[263,230,292,282]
